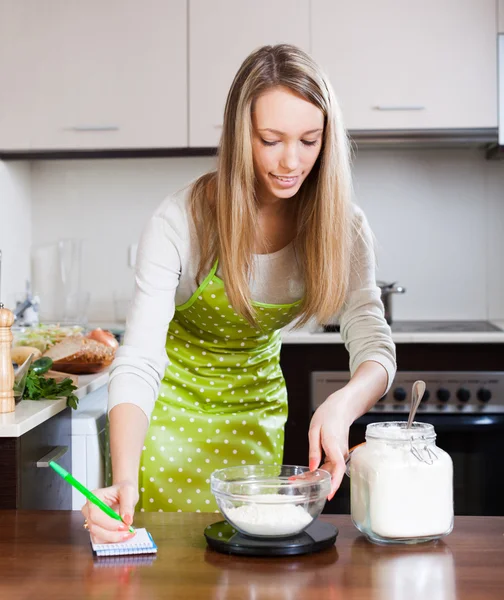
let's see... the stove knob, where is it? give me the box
[477,388,492,403]
[437,388,451,403]
[393,387,407,402]
[421,390,430,403]
[456,388,471,403]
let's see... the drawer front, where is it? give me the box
[19,408,72,510]
[0,438,18,508]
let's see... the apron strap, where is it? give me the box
[209,259,219,279]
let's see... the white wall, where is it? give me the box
[29,149,504,323]
[353,147,504,321]
[486,156,504,320]
[0,161,32,309]
[31,157,216,322]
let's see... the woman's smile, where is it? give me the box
[269,173,300,188]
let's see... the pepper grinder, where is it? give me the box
[0,250,15,413]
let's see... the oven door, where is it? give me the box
[325,412,504,516]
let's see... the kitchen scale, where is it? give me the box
[204,519,338,557]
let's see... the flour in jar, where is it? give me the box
[350,427,453,540]
[225,494,313,536]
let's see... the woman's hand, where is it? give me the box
[308,362,389,499]
[81,480,139,544]
[308,389,352,500]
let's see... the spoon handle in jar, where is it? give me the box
[407,380,426,428]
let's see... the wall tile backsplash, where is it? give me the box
[1,148,503,323]
[352,148,504,321]
[0,161,32,307]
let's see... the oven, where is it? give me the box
[279,320,504,518]
[311,370,504,516]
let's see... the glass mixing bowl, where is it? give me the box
[210,464,331,538]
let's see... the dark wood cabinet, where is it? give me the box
[0,408,72,509]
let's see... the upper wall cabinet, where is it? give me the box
[311,0,498,130]
[0,0,187,151]
[189,0,310,147]
[0,2,33,150]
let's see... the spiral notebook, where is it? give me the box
[91,528,157,557]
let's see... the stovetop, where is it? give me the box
[322,321,502,334]
[389,320,502,333]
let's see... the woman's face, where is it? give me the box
[251,86,324,205]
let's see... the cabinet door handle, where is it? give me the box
[36,445,69,467]
[63,126,120,132]
[373,106,425,111]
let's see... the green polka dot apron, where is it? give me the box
[138,260,301,513]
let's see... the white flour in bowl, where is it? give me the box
[224,494,313,536]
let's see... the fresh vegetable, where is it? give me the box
[23,365,79,410]
[31,356,54,375]
[86,328,119,350]
[13,324,84,352]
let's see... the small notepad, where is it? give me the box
[91,528,157,557]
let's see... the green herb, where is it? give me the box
[24,368,79,410]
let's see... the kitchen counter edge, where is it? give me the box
[0,371,109,438]
[282,320,504,344]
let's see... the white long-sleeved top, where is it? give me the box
[108,190,396,422]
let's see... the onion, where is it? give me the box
[86,328,119,350]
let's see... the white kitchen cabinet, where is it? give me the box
[311,0,498,130]
[189,0,310,147]
[0,0,187,151]
[0,2,33,150]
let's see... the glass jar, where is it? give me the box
[347,422,454,545]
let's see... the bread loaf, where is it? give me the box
[43,335,115,364]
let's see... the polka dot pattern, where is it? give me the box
[136,260,300,512]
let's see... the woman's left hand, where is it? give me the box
[308,389,352,500]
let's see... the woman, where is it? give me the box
[82,44,396,543]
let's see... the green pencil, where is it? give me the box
[49,461,135,533]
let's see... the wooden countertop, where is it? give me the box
[1,511,503,600]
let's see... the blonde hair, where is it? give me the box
[190,44,354,327]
